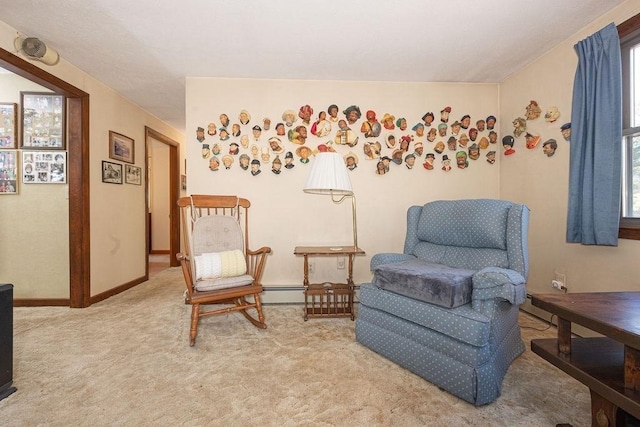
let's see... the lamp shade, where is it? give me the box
[303,152,353,195]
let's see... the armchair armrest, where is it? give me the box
[370,253,416,271]
[471,267,526,307]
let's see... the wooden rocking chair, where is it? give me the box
[177,195,271,346]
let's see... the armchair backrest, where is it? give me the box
[403,199,529,278]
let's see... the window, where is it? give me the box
[619,15,640,239]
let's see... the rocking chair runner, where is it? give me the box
[177,195,271,346]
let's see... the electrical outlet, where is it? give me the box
[308,262,315,275]
[554,272,566,287]
[552,272,567,291]
[337,257,345,269]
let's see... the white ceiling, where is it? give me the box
[0,0,626,133]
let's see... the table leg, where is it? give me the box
[302,254,309,287]
[303,254,309,321]
[590,389,619,427]
[348,254,355,320]
[557,317,571,354]
[344,254,353,283]
[625,345,640,391]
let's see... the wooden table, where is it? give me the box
[294,246,364,320]
[531,292,640,427]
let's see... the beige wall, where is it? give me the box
[186,78,501,288]
[500,0,640,317]
[3,1,640,304]
[0,73,69,298]
[0,19,184,299]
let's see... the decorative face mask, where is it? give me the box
[544,107,561,123]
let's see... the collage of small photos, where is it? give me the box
[194,104,503,177]
[0,92,67,195]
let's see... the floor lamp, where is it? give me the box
[303,151,358,250]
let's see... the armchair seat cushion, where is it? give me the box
[373,259,476,308]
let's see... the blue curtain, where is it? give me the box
[566,23,622,246]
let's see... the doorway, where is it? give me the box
[1,48,180,305]
[0,47,90,308]
[148,254,171,277]
[144,126,180,276]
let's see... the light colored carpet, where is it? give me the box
[2,268,590,426]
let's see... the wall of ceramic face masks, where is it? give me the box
[185,77,502,287]
[189,85,501,177]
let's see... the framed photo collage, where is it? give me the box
[1,92,67,194]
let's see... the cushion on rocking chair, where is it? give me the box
[194,249,247,280]
[194,274,255,292]
[193,249,253,292]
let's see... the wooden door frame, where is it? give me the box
[0,47,91,308]
[145,127,180,270]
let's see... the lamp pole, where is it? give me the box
[351,194,358,250]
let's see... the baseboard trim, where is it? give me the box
[90,275,148,305]
[13,298,70,307]
[13,276,148,307]
[262,287,305,304]
[12,283,358,307]
[519,300,553,322]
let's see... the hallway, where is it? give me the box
[149,254,170,277]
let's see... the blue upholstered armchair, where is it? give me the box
[356,199,530,406]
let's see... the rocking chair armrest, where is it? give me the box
[246,247,271,283]
[176,252,195,296]
[247,246,272,256]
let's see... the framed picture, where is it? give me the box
[102,160,123,184]
[109,131,135,164]
[125,164,142,185]
[22,151,67,184]
[21,92,66,149]
[0,103,18,149]
[0,150,19,194]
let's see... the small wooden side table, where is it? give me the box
[294,246,365,321]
